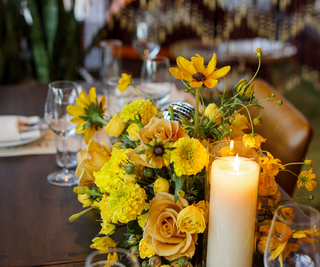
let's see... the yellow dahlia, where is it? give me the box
[169,53,230,88]
[67,87,106,144]
[100,183,148,224]
[94,148,134,193]
[170,138,209,176]
[120,99,158,125]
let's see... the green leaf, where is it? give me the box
[126,220,143,235]
[135,150,146,155]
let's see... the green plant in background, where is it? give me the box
[0,0,82,84]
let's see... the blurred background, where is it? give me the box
[1,0,319,207]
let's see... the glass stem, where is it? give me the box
[62,135,69,173]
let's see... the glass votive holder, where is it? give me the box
[204,140,261,267]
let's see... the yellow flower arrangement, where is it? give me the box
[67,49,317,267]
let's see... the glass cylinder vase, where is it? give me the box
[204,140,261,267]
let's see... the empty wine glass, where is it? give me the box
[85,247,140,267]
[132,11,160,60]
[264,203,320,267]
[138,56,171,106]
[44,81,79,186]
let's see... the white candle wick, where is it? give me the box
[233,154,239,173]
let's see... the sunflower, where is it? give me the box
[67,87,106,144]
[169,53,231,88]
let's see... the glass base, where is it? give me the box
[47,170,79,186]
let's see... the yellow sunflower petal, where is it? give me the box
[269,241,288,261]
[177,56,196,76]
[209,66,231,79]
[89,87,97,104]
[169,67,183,79]
[78,92,90,105]
[67,105,85,117]
[275,222,292,236]
[292,231,307,239]
[203,78,219,88]
[203,53,217,77]
[302,237,319,243]
[71,117,85,123]
[84,126,96,144]
[76,120,87,134]
[191,54,205,73]
[76,97,89,109]
[305,180,317,191]
[181,72,193,82]
[190,81,203,88]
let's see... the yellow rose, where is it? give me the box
[257,235,268,254]
[195,200,209,224]
[204,103,221,123]
[177,205,206,234]
[143,192,197,261]
[90,236,116,251]
[139,239,156,259]
[127,123,140,141]
[111,141,123,153]
[75,139,111,185]
[153,178,170,195]
[127,117,189,168]
[105,114,126,137]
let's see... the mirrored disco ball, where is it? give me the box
[160,102,196,122]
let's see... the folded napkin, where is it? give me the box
[0,116,41,143]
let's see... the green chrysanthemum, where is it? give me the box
[171,138,209,176]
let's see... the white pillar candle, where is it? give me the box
[206,156,260,267]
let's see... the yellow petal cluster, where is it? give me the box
[177,205,206,234]
[169,53,231,88]
[75,139,111,185]
[120,99,158,126]
[118,73,132,92]
[139,239,156,259]
[99,182,148,224]
[127,123,140,141]
[170,138,209,176]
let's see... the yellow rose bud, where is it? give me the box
[253,116,262,126]
[90,236,116,251]
[105,114,126,137]
[99,223,117,236]
[111,141,124,153]
[139,239,155,259]
[177,190,185,198]
[204,103,221,122]
[177,205,206,234]
[256,48,262,57]
[153,178,170,195]
[127,123,140,141]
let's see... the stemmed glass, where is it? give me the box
[264,203,320,267]
[132,11,160,60]
[85,247,140,267]
[44,81,79,186]
[138,55,171,106]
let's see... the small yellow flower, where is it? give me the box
[105,114,126,137]
[139,239,155,259]
[304,159,313,166]
[90,236,116,251]
[154,178,170,195]
[171,138,209,176]
[77,194,98,208]
[259,152,285,177]
[106,252,119,267]
[127,123,140,141]
[253,116,262,126]
[257,235,268,254]
[256,47,262,57]
[67,87,106,144]
[169,53,231,88]
[281,207,294,223]
[99,222,117,236]
[297,168,317,191]
[177,205,206,234]
[204,103,221,123]
[118,73,132,92]
[243,133,266,148]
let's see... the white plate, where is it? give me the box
[0,116,46,148]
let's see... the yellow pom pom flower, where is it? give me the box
[100,183,148,224]
[120,99,158,126]
[170,138,209,176]
[67,87,107,144]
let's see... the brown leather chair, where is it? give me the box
[249,79,314,196]
[251,79,313,195]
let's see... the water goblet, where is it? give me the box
[44,81,79,186]
[264,203,320,267]
[85,247,140,267]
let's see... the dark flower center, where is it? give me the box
[154,146,165,156]
[192,72,205,81]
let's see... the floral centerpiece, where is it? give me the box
[67,49,318,267]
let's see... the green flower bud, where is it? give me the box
[308,195,314,201]
[304,159,313,166]
[144,168,154,178]
[130,245,140,258]
[149,255,161,267]
[141,260,149,267]
[270,93,275,97]
[124,163,135,174]
[256,48,262,57]
[253,116,262,126]
[278,100,283,105]
[69,214,79,222]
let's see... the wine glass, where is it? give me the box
[132,11,160,60]
[85,247,140,267]
[264,203,320,267]
[44,81,79,186]
[138,56,171,106]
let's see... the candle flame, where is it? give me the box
[234,154,239,173]
[230,140,234,150]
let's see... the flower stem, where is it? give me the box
[280,169,299,178]
[123,135,137,149]
[194,87,201,138]
[131,84,156,106]
[284,162,304,167]
[246,56,261,87]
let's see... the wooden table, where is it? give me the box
[0,82,291,267]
